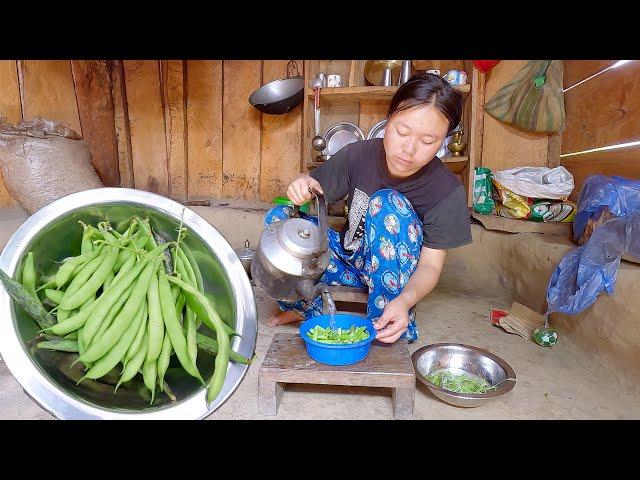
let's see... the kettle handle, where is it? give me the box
[310,188,328,256]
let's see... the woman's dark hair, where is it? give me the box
[387,72,463,135]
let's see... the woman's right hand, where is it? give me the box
[286,174,323,205]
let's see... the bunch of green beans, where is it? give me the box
[15,217,253,406]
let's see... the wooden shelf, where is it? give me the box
[306,84,470,101]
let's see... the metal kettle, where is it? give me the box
[251,190,330,303]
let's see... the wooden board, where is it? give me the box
[467,63,485,206]
[0,60,21,207]
[258,333,415,419]
[472,212,572,237]
[186,60,223,200]
[123,60,168,195]
[563,60,616,90]
[358,100,388,140]
[414,60,464,75]
[562,60,640,154]
[259,60,303,202]
[561,145,640,202]
[70,61,120,187]
[481,60,550,171]
[161,60,187,201]
[19,60,82,135]
[307,84,470,101]
[222,60,262,200]
[0,60,22,123]
[109,60,134,188]
[303,60,320,173]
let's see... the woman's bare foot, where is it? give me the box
[267,310,304,327]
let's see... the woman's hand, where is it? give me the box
[286,174,323,206]
[374,297,410,343]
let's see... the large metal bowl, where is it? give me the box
[0,188,257,419]
[412,343,516,408]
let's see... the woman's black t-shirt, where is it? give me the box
[309,138,472,252]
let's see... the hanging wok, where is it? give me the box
[249,60,304,115]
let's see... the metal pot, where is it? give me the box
[249,60,304,115]
[251,190,330,303]
[0,188,257,419]
[234,239,255,279]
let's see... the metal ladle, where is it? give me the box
[310,78,326,152]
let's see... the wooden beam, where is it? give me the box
[222,60,262,200]
[19,60,82,135]
[161,60,188,201]
[185,60,223,200]
[71,60,120,187]
[259,60,303,202]
[123,60,169,195]
[108,60,134,188]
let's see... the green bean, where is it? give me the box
[0,267,55,329]
[44,289,64,305]
[78,257,159,363]
[59,246,120,311]
[174,256,196,363]
[37,339,79,353]
[79,295,96,312]
[103,271,115,291]
[196,332,253,364]
[60,254,106,304]
[116,330,148,391]
[142,356,157,404]
[157,333,173,392]
[175,293,186,320]
[80,224,94,254]
[22,252,37,300]
[176,248,197,286]
[44,243,169,337]
[113,248,134,273]
[177,246,203,293]
[55,246,103,289]
[158,273,203,383]
[176,288,236,337]
[89,283,135,350]
[166,276,228,403]
[77,327,88,368]
[64,331,78,340]
[79,300,145,381]
[57,242,170,341]
[145,271,164,363]
[108,254,136,289]
[124,301,148,365]
[57,309,72,323]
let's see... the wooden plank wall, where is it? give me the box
[561,60,640,200]
[0,60,305,207]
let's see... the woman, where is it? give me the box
[264,72,472,343]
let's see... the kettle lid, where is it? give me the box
[278,218,321,258]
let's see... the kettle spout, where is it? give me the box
[296,279,326,301]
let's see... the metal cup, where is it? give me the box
[382,68,392,86]
[398,60,412,86]
[317,72,327,87]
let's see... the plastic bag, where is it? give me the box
[573,175,640,244]
[0,116,104,214]
[492,166,574,200]
[472,167,495,215]
[546,212,640,315]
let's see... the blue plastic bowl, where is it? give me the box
[299,313,377,366]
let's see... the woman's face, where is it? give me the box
[383,104,450,178]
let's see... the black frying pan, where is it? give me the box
[248,60,304,115]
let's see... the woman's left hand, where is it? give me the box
[374,297,410,343]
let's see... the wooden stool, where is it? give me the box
[258,333,416,419]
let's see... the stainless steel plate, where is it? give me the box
[367,119,387,140]
[323,122,365,156]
